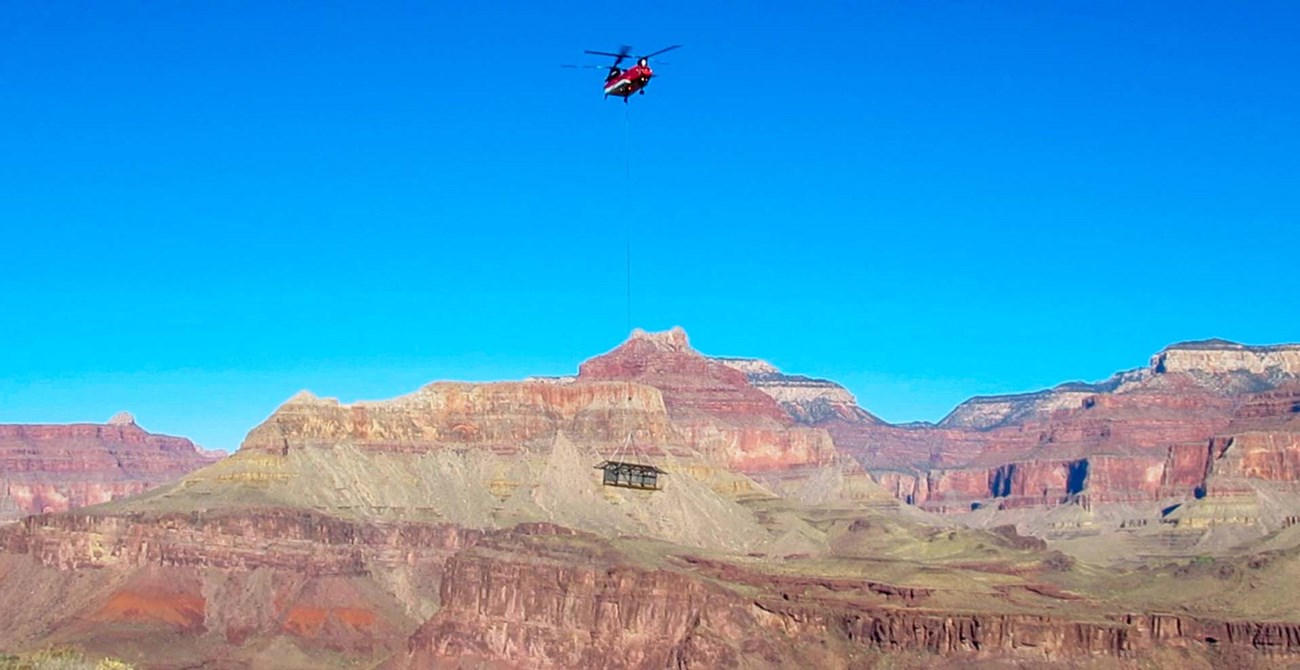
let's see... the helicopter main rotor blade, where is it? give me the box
[639,44,681,60]
[584,45,633,65]
[561,64,610,69]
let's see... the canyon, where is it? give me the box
[3,330,1300,668]
[757,339,1300,561]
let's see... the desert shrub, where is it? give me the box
[1042,550,1075,572]
[0,649,134,670]
[988,524,1048,551]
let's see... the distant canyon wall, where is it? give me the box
[0,414,221,520]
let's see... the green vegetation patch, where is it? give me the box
[0,649,134,670]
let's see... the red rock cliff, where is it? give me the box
[0,413,222,520]
[393,524,1300,669]
[577,328,838,472]
[806,342,1300,514]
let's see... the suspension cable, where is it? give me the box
[624,102,632,336]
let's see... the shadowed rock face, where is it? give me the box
[0,415,223,520]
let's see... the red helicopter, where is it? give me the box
[565,45,681,102]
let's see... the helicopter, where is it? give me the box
[564,45,681,102]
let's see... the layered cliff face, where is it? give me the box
[936,339,1300,432]
[1153,339,1300,378]
[101,329,885,555]
[8,503,1300,670]
[786,339,1300,562]
[4,330,1300,669]
[573,328,840,474]
[715,356,881,425]
[0,508,470,667]
[389,521,1300,669]
[230,328,839,478]
[0,413,223,522]
[1151,387,1300,543]
[938,382,1134,430]
[578,328,790,424]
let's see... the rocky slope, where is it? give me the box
[2,331,1299,669]
[0,413,223,522]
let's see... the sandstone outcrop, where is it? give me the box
[1153,339,1300,378]
[716,356,881,425]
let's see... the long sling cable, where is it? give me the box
[624,102,632,336]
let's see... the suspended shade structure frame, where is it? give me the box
[594,460,667,491]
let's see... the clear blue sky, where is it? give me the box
[2,2,1297,450]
